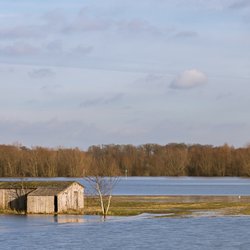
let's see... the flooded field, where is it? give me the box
[111,177,250,195]
[1,177,250,249]
[1,214,250,250]
[1,177,250,196]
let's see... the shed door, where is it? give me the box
[54,196,58,213]
[74,191,78,209]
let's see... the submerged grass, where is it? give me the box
[84,196,250,217]
[0,208,26,215]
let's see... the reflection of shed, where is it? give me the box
[0,181,84,214]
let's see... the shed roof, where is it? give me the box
[28,187,66,196]
[0,181,80,189]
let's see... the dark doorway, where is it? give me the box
[54,196,58,213]
[74,191,78,209]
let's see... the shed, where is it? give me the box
[0,181,84,214]
[27,182,84,214]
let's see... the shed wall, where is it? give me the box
[0,189,34,210]
[27,196,54,213]
[0,190,5,209]
[58,183,84,213]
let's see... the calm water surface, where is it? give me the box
[111,177,250,195]
[2,177,249,195]
[0,214,250,250]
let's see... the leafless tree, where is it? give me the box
[85,146,120,217]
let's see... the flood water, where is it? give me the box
[110,177,250,195]
[1,177,250,249]
[2,176,250,195]
[1,214,250,250]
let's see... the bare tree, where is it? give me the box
[86,175,119,217]
[86,146,120,217]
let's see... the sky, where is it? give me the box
[0,0,249,149]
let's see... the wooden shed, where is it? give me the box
[0,181,84,214]
[27,182,84,214]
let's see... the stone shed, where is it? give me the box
[0,181,84,214]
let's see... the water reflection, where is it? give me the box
[51,215,109,224]
[52,215,85,224]
[1,215,250,250]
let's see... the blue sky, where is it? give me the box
[0,0,249,148]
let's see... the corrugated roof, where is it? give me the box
[0,181,77,189]
[28,187,65,196]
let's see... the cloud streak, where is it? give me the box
[116,19,162,36]
[80,93,124,108]
[0,25,45,39]
[0,42,39,56]
[29,68,56,79]
[70,45,93,56]
[62,9,111,33]
[174,31,198,39]
[228,0,250,10]
[0,119,107,149]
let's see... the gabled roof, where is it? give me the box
[0,181,78,189]
[28,187,66,196]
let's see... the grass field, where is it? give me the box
[84,195,250,217]
[1,195,250,217]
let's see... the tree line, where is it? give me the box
[0,143,250,177]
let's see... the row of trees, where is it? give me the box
[0,143,250,177]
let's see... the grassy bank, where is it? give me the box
[0,209,25,215]
[2,196,250,217]
[84,196,250,217]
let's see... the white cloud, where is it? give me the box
[170,69,207,89]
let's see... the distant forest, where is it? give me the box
[0,143,250,177]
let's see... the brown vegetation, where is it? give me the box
[84,195,250,217]
[0,143,250,177]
